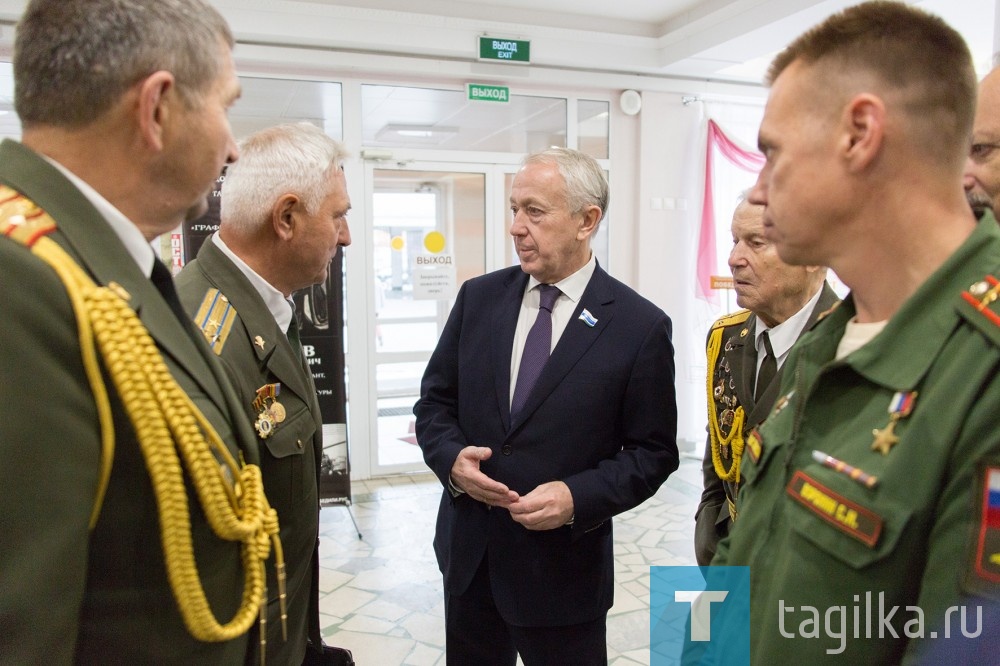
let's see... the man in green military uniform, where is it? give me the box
[0,1,275,663]
[712,2,1000,663]
[176,123,353,665]
[694,198,836,565]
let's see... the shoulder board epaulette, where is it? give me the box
[193,288,237,355]
[960,275,1000,346]
[0,185,57,247]
[711,309,752,330]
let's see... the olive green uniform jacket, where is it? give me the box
[177,238,324,665]
[0,139,258,664]
[713,216,1000,663]
[695,284,838,566]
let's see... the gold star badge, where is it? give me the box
[871,423,900,456]
[870,392,917,456]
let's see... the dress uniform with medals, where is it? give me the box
[712,216,1000,663]
[177,235,325,665]
[0,140,271,663]
[695,284,839,566]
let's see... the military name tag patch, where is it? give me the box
[972,466,1000,584]
[746,429,762,464]
[786,471,883,547]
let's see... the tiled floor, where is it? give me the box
[316,453,703,665]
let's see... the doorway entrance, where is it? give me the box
[352,161,513,476]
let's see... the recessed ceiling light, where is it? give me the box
[375,124,459,142]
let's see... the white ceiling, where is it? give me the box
[298,0,703,36]
[281,0,999,79]
[0,0,997,140]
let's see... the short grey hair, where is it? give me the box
[14,0,233,128]
[523,147,609,222]
[221,122,350,233]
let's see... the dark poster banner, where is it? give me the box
[182,179,352,506]
[182,174,222,263]
[294,254,352,507]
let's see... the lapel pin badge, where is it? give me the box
[578,308,598,327]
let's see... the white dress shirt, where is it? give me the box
[43,154,155,277]
[211,232,295,332]
[753,284,824,379]
[509,253,597,406]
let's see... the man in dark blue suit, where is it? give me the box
[415,147,678,665]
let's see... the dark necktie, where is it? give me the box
[286,316,304,362]
[755,330,777,402]
[150,259,191,324]
[511,284,560,416]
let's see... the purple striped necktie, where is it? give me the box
[511,284,560,416]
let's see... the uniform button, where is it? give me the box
[501,444,512,456]
[297,439,303,449]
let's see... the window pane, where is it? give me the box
[375,322,439,353]
[230,76,343,140]
[0,62,20,140]
[375,362,427,466]
[578,99,609,159]
[0,69,346,142]
[363,84,566,152]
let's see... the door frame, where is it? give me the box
[347,157,520,478]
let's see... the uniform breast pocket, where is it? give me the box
[260,405,317,510]
[785,467,912,569]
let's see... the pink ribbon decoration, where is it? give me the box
[697,119,765,302]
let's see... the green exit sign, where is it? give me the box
[468,83,510,103]
[478,36,530,64]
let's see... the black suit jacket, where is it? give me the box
[414,264,678,626]
[0,139,258,664]
[176,238,324,664]
[694,283,840,565]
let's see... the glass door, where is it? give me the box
[358,162,508,475]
